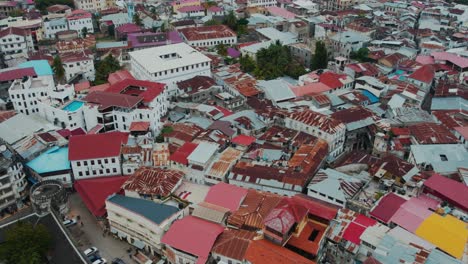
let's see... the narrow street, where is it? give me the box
[67,193,134,263]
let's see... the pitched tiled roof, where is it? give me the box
[287,110,345,134]
[0,27,29,38]
[211,229,256,261]
[408,64,434,83]
[105,79,165,103]
[83,91,143,110]
[0,67,36,82]
[179,25,236,41]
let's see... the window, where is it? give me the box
[113,168,117,173]
[84,161,88,166]
[111,158,116,163]
[77,161,81,166]
[78,172,83,176]
[91,160,95,165]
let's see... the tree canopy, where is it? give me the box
[52,56,65,84]
[81,27,88,38]
[310,41,328,70]
[223,11,248,35]
[94,55,122,85]
[240,41,307,80]
[133,13,143,27]
[350,47,370,62]
[0,221,52,264]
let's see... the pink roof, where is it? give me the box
[204,182,248,212]
[169,142,198,165]
[116,23,142,34]
[415,55,435,65]
[213,105,233,117]
[291,82,331,97]
[266,6,296,19]
[423,174,468,211]
[74,176,128,216]
[108,70,134,84]
[232,135,256,146]
[0,67,36,82]
[178,5,204,12]
[67,9,92,20]
[161,216,224,259]
[264,198,308,234]
[68,131,129,160]
[454,126,468,139]
[342,214,376,245]
[389,195,439,232]
[431,52,468,69]
[105,79,165,103]
[369,193,407,223]
[74,81,90,93]
[291,194,339,222]
[208,6,223,12]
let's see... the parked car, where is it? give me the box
[92,258,107,264]
[89,254,100,262]
[83,247,98,256]
[62,219,77,227]
[112,258,126,264]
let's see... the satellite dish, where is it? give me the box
[0,145,6,152]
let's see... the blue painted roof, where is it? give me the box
[107,194,179,224]
[19,60,53,76]
[26,146,70,174]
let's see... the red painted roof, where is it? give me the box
[232,135,256,146]
[105,79,165,103]
[369,193,406,223]
[0,67,36,82]
[169,142,198,165]
[292,194,339,222]
[83,91,143,110]
[319,71,346,89]
[264,198,308,234]
[74,81,90,93]
[0,27,29,38]
[179,25,236,41]
[204,182,248,212]
[342,214,376,245]
[408,64,434,84]
[68,131,129,160]
[423,174,468,211]
[161,216,224,259]
[116,23,142,34]
[74,175,128,216]
[129,121,150,132]
[66,9,92,20]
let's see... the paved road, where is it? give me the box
[67,193,133,263]
[0,206,33,226]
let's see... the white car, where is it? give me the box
[62,219,77,227]
[83,247,98,256]
[92,259,107,264]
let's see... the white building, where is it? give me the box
[37,84,86,130]
[66,10,94,36]
[106,194,184,255]
[68,132,129,179]
[74,0,106,12]
[61,51,95,81]
[330,31,372,58]
[0,148,28,211]
[186,141,219,184]
[246,0,276,8]
[284,110,346,160]
[129,43,211,97]
[43,17,68,39]
[0,27,34,61]
[9,76,55,116]
[82,79,169,134]
[178,25,237,47]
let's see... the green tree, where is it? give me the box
[94,54,122,85]
[81,27,88,38]
[350,47,369,62]
[224,11,237,30]
[52,56,65,84]
[239,55,256,73]
[204,19,220,26]
[216,43,228,56]
[35,0,74,14]
[133,13,143,27]
[0,221,52,264]
[310,41,328,70]
[10,9,23,17]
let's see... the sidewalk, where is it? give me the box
[68,193,133,263]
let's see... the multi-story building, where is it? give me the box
[42,17,68,39]
[37,84,86,130]
[82,79,169,134]
[0,27,34,61]
[0,147,28,212]
[246,0,276,8]
[170,0,201,12]
[325,0,364,11]
[330,31,371,58]
[66,9,94,36]
[178,25,237,47]
[129,43,211,97]
[106,194,184,255]
[68,131,129,179]
[284,110,346,160]
[8,75,55,116]
[74,0,106,12]
[61,51,95,81]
